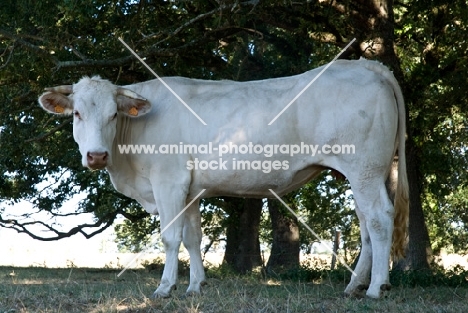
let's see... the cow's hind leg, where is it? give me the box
[344,201,372,297]
[347,177,394,299]
[183,200,206,296]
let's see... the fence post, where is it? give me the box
[330,229,341,270]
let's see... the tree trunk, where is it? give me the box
[266,199,300,274]
[223,197,263,273]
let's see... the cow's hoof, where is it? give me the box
[152,291,171,298]
[366,284,391,299]
[182,290,201,299]
[185,280,207,297]
[343,284,368,298]
[358,284,369,291]
[152,284,176,299]
[152,290,171,299]
[380,284,391,291]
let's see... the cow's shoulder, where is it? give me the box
[107,162,158,214]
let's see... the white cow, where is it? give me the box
[39,58,408,299]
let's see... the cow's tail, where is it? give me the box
[359,58,409,259]
[391,71,409,260]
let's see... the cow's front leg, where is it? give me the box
[183,200,206,295]
[152,184,187,298]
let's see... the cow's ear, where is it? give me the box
[38,91,74,115]
[116,89,151,117]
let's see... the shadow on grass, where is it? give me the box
[1,262,468,313]
[196,261,468,289]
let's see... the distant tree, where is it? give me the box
[222,198,263,273]
[266,198,300,274]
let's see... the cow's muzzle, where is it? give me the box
[87,151,108,170]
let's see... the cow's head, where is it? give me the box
[38,76,151,170]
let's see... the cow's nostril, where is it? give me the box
[87,152,108,169]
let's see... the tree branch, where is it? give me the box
[55,55,135,69]
[118,209,150,222]
[5,1,260,71]
[0,42,15,70]
[0,28,58,63]
[139,0,259,45]
[0,211,116,241]
[25,118,72,143]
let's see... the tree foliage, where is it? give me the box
[1,0,468,266]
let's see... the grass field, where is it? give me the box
[1,265,467,313]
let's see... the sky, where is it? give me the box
[0,195,126,268]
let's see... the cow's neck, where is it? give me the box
[112,114,133,163]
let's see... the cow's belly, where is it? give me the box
[190,163,326,198]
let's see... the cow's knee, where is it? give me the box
[162,236,181,248]
[183,229,201,250]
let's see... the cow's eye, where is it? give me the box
[73,110,81,119]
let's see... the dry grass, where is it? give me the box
[0,266,467,313]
